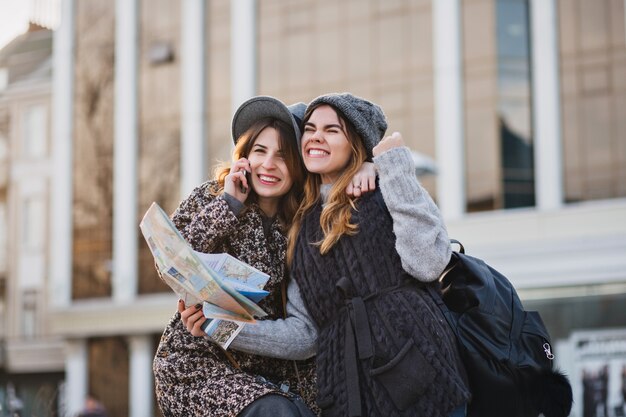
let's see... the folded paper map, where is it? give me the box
[140,202,271,348]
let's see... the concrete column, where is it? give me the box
[113,0,139,302]
[64,339,88,417]
[50,0,75,308]
[231,0,257,116]
[128,336,154,417]
[530,0,563,210]
[433,0,465,220]
[181,0,207,198]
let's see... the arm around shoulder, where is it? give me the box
[229,278,318,360]
[374,146,451,282]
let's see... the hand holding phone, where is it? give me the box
[225,158,250,201]
[239,170,249,194]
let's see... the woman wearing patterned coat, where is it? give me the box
[153,96,318,417]
[153,96,376,417]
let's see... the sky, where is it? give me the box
[0,0,31,50]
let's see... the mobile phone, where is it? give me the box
[239,170,249,193]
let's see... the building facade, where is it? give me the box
[0,24,65,417]
[7,0,621,416]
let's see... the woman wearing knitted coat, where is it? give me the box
[153,96,320,417]
[214,93,471,417]
[154,96,377,417]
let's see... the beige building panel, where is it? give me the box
[409,81,434,116]
[140,80,181,123]
[562,100,583,200]
[205,0,231,49]
[209,47,231,101]
[465,104,500,205]
[207,0,230,106]
[559,0,626,202]
[346,23,374,79]
[580,50,611,67]
[376,84,408,119]
[616,95,626,196]
[314,29,346,86]
[408,8,433,71]
[258,1,284,39]
[74,0,113,38]
[345,0,373,23]
[258,38,283,93]
[557,0,578,56]
[207,104,233,171]
[139,51,181,120]
[375,14,409,76]
[208,0,230,45]
[609,0,625,46]
[142,0,180,32]
[314,0,344,29]
[285,2,315,34]
[375,0,410,15]
[285,32,315,92]
[464,69,497,103]
[611,55,626,90]
[462,0,496,64]
[404,112,434,154]
[412,0,432,8]
[560,63,579,96]
[579,94,612,165]
[581,65,610,93]
[579,0,609,51]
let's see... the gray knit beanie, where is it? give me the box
[306,92,388,159]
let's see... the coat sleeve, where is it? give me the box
[373,146,452,282]
[171,181,240,253]
[230,278,318,360]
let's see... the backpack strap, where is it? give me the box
[450,239,465,254]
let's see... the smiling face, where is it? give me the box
[247,126,294,210]
[301,105,352,184]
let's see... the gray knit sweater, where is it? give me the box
[230,146,451,359]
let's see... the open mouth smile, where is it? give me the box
[306,148,330,157]
[258,174,280,184]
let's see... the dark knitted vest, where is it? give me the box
[292,190,470,417]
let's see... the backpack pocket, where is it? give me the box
[370,338,435,410]
[519,310,553,369]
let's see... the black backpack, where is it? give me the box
[429,240,573,417]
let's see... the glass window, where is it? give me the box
[559,0,626,202]
[21,290,38,338]
[22,197,44,249]
[496,0,535,209]
[464,0,534,212]
[0,68,7,91]
[22,104,47,158]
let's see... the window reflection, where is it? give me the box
[496,0,535,209]
[559,0,626,202]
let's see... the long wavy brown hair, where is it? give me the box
[211,118,306,230]
[287,104,368,264]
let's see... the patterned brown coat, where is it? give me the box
[153,180,318,417]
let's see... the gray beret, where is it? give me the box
[306,92,388,159]
[231,96,306,145]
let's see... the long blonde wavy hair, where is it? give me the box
[287,104,368,264]
[211,118,306,230]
